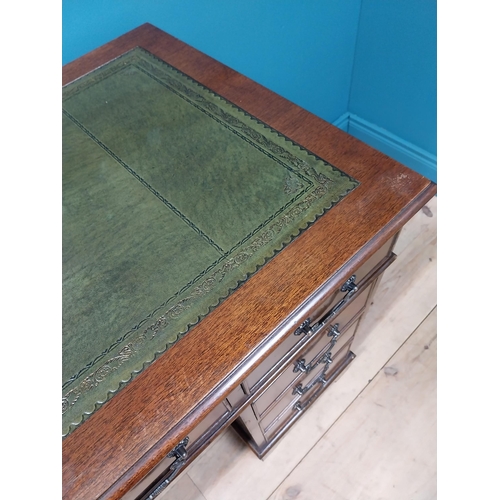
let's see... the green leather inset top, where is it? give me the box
[62,48,359,436]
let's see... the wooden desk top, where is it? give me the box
[62,23,436,500]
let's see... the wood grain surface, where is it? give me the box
[62,23,436,500]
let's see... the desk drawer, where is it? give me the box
[251,277,373,418]
[244,236,396,393]
[323,323,359,381]
[125,386,245,500]
[232,338,356,458]
[297,339,355,414]
[302,284,369,373]
[260,360,326,437]
[244,324,304,391]
[262,338,354,441]
[252,324,335,418]
[305,236,395,328]
[255,318,356,433]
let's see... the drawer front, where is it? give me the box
[323,324,359,382]
[236,338,356,452]
[260,360,326,437]
[225,384,246,410]
[306,236,395,327]
[297,325,353,388]
[252,364,301,418]
[350,237,394,295]
[251,328,333,417]
[297,339,355,414]
[252,279,372,418]
[331,282,371,330]
[244,236,396,392]
[244,325,303,390]
[125,400,230,500]
[307,283,370,365]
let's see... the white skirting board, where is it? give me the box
[332,112,437,183]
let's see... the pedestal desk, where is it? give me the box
[62,24,437,500]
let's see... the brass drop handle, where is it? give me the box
[293,358,308,373]
[293,383,305,396]
[330,275,359,317]
[294,318,313,336]
[293,363,330,396]
[145,438,189,499]
[295,275,358,339]
[167,438,188,462]
[321,352,333,365]
[341,274,358,295]
[327,323,341,342]
[293,401,303,412]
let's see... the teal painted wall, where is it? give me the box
[349,0,437,157]
[62,0,362,124]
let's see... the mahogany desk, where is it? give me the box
[62,23,436,500]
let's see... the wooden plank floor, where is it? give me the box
[160,196,437,500]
